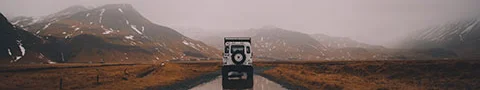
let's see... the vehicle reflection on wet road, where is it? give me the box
[191,75,286,90]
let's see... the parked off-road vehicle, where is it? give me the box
[222,37,254,89]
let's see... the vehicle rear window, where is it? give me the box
[231,45,245,53]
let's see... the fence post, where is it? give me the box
[418,79,421,88]
[96,68,101,85]
[59,78,63,90]
[96,74,100,85]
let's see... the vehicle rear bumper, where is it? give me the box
[222,65,253,72]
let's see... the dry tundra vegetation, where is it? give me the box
[0,62,220,90]
[259,60,480,90]
[0,60,478,90]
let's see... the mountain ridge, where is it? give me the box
[399,17,480,59]
[185,26,391,60]
[5,4,220,63]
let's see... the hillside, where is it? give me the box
[310,33,384,49]
[6,4,220,63]
[192,27,391,60]
[0,12,53,64]
[401,17,480,59]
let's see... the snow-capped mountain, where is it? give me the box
[248,27,328,60]
[0,12,53,64]
[401,17,480,59]
[10,5,89,30]
[7,4,220,63]
[197,26,389,60]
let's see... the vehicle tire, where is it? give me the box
[222,67,232,89]
[231,51,246,65]
[245,67,254,88]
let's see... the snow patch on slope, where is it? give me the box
[36,22,52,34]
[28,17,42,25]
[130,25,143,35]
[42,23,52,30]
[12,20,20,25]
[459,19,479,41]
[74,27,80,31]
[99,9,105,23]
[61,52,65,62]
[183,40,200,50]
[7,49,12,56]
[10,40,26,63]
[125,35,134,40]
[182,40,190,45]
[99,8,106,16]
[102,28,114,34]
[65,34,72,39]
[118,8,124,13]
[47,60,57,64]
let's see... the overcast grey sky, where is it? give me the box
[1,0,480,47]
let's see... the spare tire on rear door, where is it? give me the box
[231,51,246,65]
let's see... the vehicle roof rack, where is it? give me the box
[224,37,251,43]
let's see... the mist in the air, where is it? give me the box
[1,0,480,47]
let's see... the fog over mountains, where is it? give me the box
[400,17,480,59]
[1,1,480,64]
[2,0,480,47]
[2,4,220,64]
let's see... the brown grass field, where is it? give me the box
[0,60,478,90]
[0,62,220,90]
[259,60,480,90]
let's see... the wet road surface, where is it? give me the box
[191,75,286,90]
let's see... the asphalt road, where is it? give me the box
[190,75,286,90]
[148,66,306,90]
